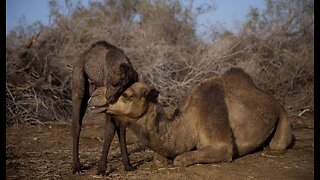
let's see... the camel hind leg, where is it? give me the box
[269,108,293,150]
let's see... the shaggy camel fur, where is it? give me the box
[72,41,138,175]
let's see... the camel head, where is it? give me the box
[87,87,108,114]
[88,82,159,120]
[107,82,159,119]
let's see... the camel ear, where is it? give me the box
[146,88,159,102]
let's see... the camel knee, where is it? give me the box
[216,143,233,161]
[269,132,292,150]
[154,153,171,167]
[269,110,293,150]
[203,143,233,162]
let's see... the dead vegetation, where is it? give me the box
[6,0,314,125]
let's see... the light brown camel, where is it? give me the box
[88,67,292,167]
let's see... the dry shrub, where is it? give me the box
[6,0,313,125]
[220,34,313,116]
[137,33,313,118]
[6,46,72,125]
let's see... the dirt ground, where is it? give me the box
[6,114,314,179]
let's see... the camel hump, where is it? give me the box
[90,40,119,50]
[223,67,255,86]
[223,67,251,79]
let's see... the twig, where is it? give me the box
[6,83,16,102]
[31,87,39,116]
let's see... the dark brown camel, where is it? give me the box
[71,41,138,175]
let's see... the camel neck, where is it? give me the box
[131,102,195,158]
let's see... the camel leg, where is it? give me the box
[115,119,135,171]
[269,108,292,150]
[173,144,233,167]
[96,115,117,175]
[72,65,89,174]
[172,84,233,167]
[153,153,171,167]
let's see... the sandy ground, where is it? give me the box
[6,115,314,179]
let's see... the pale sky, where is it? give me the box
[6,0,266,37]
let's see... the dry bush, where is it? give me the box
[218,34,313,117]
[6,0,313,125]
[6,42,72,125]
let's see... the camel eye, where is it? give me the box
[122,92,133,100]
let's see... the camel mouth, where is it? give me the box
[88,105,108,114]
[87,96,120,115]
[104,105,119,116]
[87,97,109,114]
